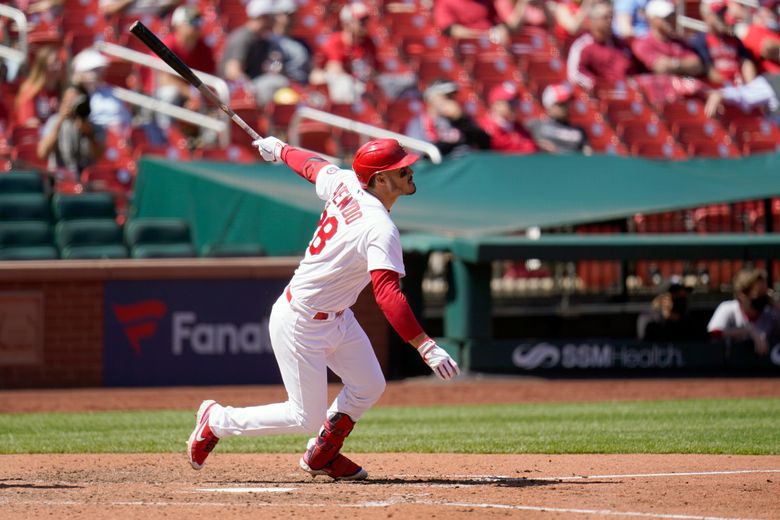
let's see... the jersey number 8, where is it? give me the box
[309,210,338,255]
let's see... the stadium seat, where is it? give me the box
[661,97,707,123]
[0,221,58,260]
[630,139,688,160]
[125,218,197,258]
[296,121,339,157]
[741,139,780,155]
[686,140,741,158]
[671,120,729,145]
[51,192,117,221]
[603,98,655,126]
[0,193,51,221]
[203,242,266,257]
[616,120,674,145]
[55,219,128,259]
[0,171,44,193]
[195,145,258,163]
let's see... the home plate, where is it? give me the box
[197,487,297,493]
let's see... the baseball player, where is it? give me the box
[187,136,460,480]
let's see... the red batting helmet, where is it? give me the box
[352,139,420,188]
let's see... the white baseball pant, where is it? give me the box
[208,293,386,438]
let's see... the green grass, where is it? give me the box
[1,398,778,455]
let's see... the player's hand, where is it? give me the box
[252,136,285,163]
[417,338,460,380]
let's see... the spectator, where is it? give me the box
[567,1,636,91]
[147,6,216,129]
[613,0,649,38]
[270,0,311,85]
[740,0,780,74]
[553,0,594,50]
[704,72,780,119]
[404,79,491,157]
[637,276,705,341]
[432,0,530,46]
[220,0,288,105]
[690,0,756,86]
[311,2,415,103]
[478,82,537,153]
[707,268,780,355]
[525,83,590,153]
[99,0,179,17]
[37,84,105,178]
[70,49,132,134]
[632,0,704,77]
[13,46,64,127]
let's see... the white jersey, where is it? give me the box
[288,163,405,313]
[707,299,780,342]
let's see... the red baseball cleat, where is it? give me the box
[299,438,368,480]
[187,399,219,470]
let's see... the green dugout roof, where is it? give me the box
[134,152,780,255]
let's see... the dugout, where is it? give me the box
[128,151,780,377]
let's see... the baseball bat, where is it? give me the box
[129,20,262,141]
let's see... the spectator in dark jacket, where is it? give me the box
[525,83,590,154]
[405,80,491,157]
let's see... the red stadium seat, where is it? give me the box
[195,145,258,163]
[616,120,674,145]
[297,121,339,157]
[741,139,780,155]
[661,97,707,123]
[603,98,655,126]
[687,140,741,158]
[630,139,688,160]
[671,120,729,145]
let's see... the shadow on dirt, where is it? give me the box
[0,481,83,490]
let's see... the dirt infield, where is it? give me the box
[1,378,779,519]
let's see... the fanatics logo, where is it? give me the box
[112,300,167,355]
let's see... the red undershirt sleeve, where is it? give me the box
[371,269,425,342]
[280,145,329,184]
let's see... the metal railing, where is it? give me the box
[110,86,227,134]
[0,5,27,68]
[95,41,232,145]
[677,0,759,33]
[288,106,443,164]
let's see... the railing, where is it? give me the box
[110,86,226,134]
[0,5,27,68]
[288,106,443,164]
[95,41,232,146]
[677,0,759,34]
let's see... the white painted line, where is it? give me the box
[197,487,296,493]
[0,497,763,518]
[438,502,758,520]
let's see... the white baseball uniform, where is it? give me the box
[208,162,403,438]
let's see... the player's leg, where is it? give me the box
[299,309,384,480]
[188,296,330,469]
[208,298,332,436]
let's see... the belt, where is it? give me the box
[286,287,344,321]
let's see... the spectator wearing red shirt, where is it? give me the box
[690,0,756,86]
[741,0,780,74]
[148,6,216,129]
[312,2,415,103]
[553,0,594,51]
[433,0,531,46]
[13,46,64,127]
[478,82,537,154]
[632,0,704,77]
[567,1,636,91]
[311,2,377,102]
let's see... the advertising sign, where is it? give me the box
[467,339,780,374]
[104,279,287,386]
